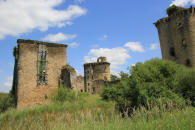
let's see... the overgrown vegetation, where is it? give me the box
[0,58,194,129]
[166,5,178,16]
[0,93,15,113]
[101,59,194,114]
[0,90,194,129]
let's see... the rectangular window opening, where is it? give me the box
[37,45,48,85]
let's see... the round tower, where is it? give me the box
[84,56,110,94]
[154,6,195,67]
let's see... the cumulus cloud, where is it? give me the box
[170,0,195,6]
[43,33,77,42]
[84,47,131,73]
[4,76,13,88]
[124,42,145,52]
[150,43,159,50]
[69,42,79,48]
[0,0,87,39]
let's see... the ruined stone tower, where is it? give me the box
[154,6,195,67]
[14,39,67,109]
[84,57,110,94]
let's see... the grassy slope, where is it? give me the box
[0,95,194,130]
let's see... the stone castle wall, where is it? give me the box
[155,6,195,67]
[60,65,77,90]
[76,76,84,92]
[84,57,110,94]
[16,39,67,109]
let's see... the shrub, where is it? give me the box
[166,5,178,16]
[50,87,76,102]
[174,68,195,106]
[101,59,189,114]
[0,93,15,113]
[50,87,90,103]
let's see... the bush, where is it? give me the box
[174,68,195,106]
[166,5,178,16]
[0,93,15,113]
[101,59,190,114]
[50,87,76,102]
[50,87,90,103]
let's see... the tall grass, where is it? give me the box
[0,88,194,130]
[0,104,194,130]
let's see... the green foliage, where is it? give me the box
[174,68,195,106]
[166,5,178,15]
[0,101,194,130]
[110,74,119,81]
[50,87,77,102]
[0,93,15,113]
[13,46,18,57]
[101,59,193,114]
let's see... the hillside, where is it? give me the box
[0,92,194,130]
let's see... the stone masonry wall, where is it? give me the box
[76,76,84,92]
[84,57,110,94]
[16,39,67,109]
[60,65,77,90]
[155,7,195,67]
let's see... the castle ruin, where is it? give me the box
[13,39,109,109]
[13,39,69,109]
[84,57,111,94]
[155,6,195,67]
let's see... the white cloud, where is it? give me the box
[124,42,145,52]
[69,42,79,48]
[99,34,108,41]
[131,64,136,67]
[0,0,87,39]
[170,0,195,6]
[43,33,77,42]
[4,76,13,88]
[150,43,158,50]
[84,47,131,73]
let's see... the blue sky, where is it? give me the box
[0,0,194,92]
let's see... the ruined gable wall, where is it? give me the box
[60,65,77,90]
[76,76,84,92]
[155,7,195,67]
[16,40,67,109]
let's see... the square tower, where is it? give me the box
[14,39,67,109]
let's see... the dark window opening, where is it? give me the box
[38,45,48,85]
[92,87,95,94]
[186,59,191,67]
[170,47,176,57]
[81,89,83,92]
[88,83,90,86]
[177,22,183,29]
